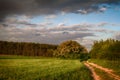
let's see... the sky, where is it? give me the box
[0,0,120,50]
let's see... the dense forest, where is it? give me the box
[0,41,58,57]
[90,39,120,60]
[0,40,88,59]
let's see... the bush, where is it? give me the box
[53,40,88,59]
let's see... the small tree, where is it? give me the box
[54,40,88,59]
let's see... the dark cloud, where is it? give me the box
[0,25,95,44]
[0,0,120,21]
[0,23,9,27]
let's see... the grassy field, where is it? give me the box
[89,59,120,75]
[0,55,93,80]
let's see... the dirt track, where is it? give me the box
[84,62,101,80]
[84,61,120,80]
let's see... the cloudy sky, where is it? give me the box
[0,0,120,50]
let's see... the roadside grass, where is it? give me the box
[89,59,120,76]
[0,55,93,80]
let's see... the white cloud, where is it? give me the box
[75,37,94,51]
[38,22,53,27]
[4,15,31,24]
[61,11,66,15]
[57,23,65,27]
[113,32,120,40]
[77,9,88,14]
[97,22,107,27]
[99,7,107,12]
[45,15,57,19]
[17,15,31,23]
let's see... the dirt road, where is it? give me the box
[85,61,120,80]
[84,62,101,80]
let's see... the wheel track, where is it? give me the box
[86,61,120,80]
[84,62,101,80]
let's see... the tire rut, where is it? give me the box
[84,62,101,80]
[87,61,120,80]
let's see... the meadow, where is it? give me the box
[0,55,93,80]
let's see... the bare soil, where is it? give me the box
[84,62,101,80]
[86,61,120,80]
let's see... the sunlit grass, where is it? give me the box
[0,55,93,80]
[0,55,49,59]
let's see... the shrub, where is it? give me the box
[54,40,88,59]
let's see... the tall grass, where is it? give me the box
[0,55,93,80]
[89,59,120,75]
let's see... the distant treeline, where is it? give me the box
[0,41,58,57]
[90,39,120,60]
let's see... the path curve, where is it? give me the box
[87,61,120,80]
[84,62,101,80]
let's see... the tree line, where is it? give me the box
[0,41,58,57]
[90,39,120,60]
[0,40,89,59]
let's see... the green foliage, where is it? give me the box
[0,40,89,60]
[54,40,88,59]
[90,39,120,60]
[80,53,90,62]
[0,56,93,80]
[0,41,58,57]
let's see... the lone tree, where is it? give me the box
[54,40,88,59]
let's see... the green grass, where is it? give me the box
[89,59,120,75]
[0,55,93,80]
[0,55,50,59]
